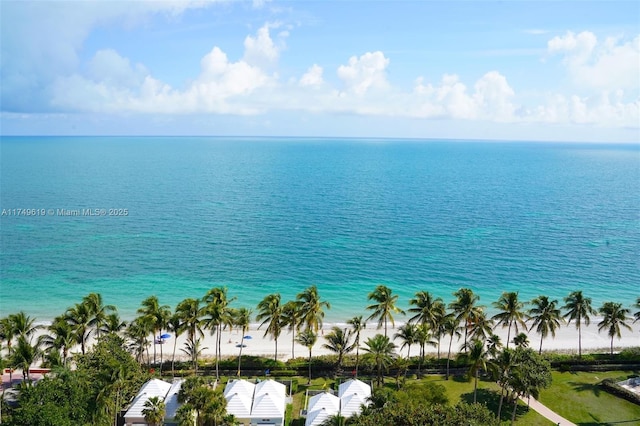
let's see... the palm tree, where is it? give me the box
[512,332,529,348]
[100,312,127,335]
[486,333,502,358]
[297,285,331,333]
[492,292,527,348]
[65,302,93,355]
[282,300,302,359]
[363,334,397,386]
[322,326,355,373]
[137,296,171,367]
[202,287,236,379]
[457,339,488,403]
[126,316,152,365]
[175,298,204,369]
[347,315,366,378]
[528,296,563,354]
[180,338,208,374]
[142,396,166,426]
[494,347,517,419]
[39,316,75,367]
[82,292,116,340]
[414,323,436,376]
[408,291,445,357]
[394,323,418,359]
[562,290,597,358]
[297,329,317,384]
[234,308,252,376]
[366,285,405,337]
[12,335,42,381]
[166,313,182,377]
[256,293,284,361]
[598,302,632,355]
[467,308,494,343]
[634,297,640,323]
[443,313,462,380]
[9,311,41,339]
[449,288,481,352]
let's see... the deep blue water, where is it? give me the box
[1,136,638,322]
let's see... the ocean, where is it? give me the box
[1,136,638,323]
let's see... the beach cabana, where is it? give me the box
[304,392,340,426]
[224,379,256,425]
[163,379,184,426]
[250,380,286,426]
[124,379,172,426]
[338,379,371,418]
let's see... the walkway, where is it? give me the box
[520,395,577,426]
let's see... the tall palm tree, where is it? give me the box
[366,285,405,337]
[180,337,208,374]
[256,293,284,361]
[347,315,366,378]
[234,308,252,376]
[562,290,597,358]
[39,316,75,367]
[467,308,494,344]
[598,302,632,355]
[175,298,204,369]
[457,339,488,404]
[494,347,517,419]
[492,292,527,348]
[442,313,461,380]
[65,302,93,355]
[449,288,481,352]
[126,317,152,365]
[297,329,317,384]
[297,285,330,333]
[100,312,127,335]
[142,396,166,426]
[528,296,563,354]
[414,323,436,376]
[12,335,42,381]
[634,297,640,323]
[486,333,503,358]
[282,300,302,359]
[137,296,171,367]
[408,291,446,357]
[9,311,41,339]
[394,323,418,359]
[322,326,355,372]
[82,292,116,340]
[166,313,182,377]
[202,287,236,379]
[363,334,397,386]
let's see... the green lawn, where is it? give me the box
[537,370,640,426]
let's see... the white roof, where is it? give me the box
[254,379,286,399]
[226,392,253,418]
[338,379,371,399]
[305,393,340,426]
[224,379,256,399]
[340,392,368,418]
[164,380,184,420]
[124,379,172,421]
[251,391,285,418]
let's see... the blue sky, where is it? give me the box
[1,0,638,142]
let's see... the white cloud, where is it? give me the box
[299,64,324,87]
[337,51,390,95]
[548,31,640,90]
[243,23,285,67]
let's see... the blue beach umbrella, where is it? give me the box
[160,333,171,339]
[243,335,252,339]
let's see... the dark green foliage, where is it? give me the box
[349,402,498,426]
[6,369,93,426]
[599,378,640,405]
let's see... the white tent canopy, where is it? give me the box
[305,392,340,426]
[124,379,173,425]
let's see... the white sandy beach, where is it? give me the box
[162,319,640,362]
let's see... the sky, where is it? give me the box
[1,0,639,142]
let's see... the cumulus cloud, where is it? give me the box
[548,31,640,90]
[337,51,390,94]
[243,23,285,67]
[299,64,324,87]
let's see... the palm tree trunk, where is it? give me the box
[172,337,178,377]
[308,348,312,384]
[274,336,278,362]
[578,323,582,358]
[539,335,544,354]
[497,386,505,419]
[237,336,245,376]
[437,335,441,359]
[506,320,512,348]
[510,394,519,425]
[446,333,454,380]
[355,339,360,378]
[473,370,478,403]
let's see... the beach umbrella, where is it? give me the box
[160,333,171,339]
[243,335,252,339]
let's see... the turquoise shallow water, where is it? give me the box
[1,137,638,322]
